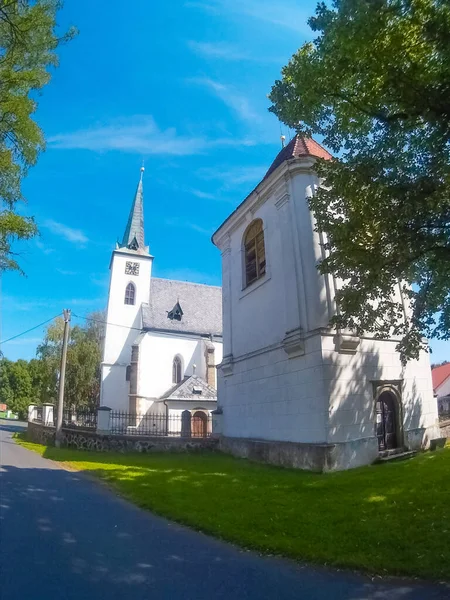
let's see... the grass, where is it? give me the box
[16,434,450,581]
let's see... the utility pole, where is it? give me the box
[55,309,71,448]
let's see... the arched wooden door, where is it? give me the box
[192,411,207,437]
[376,392,398,451]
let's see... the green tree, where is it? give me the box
[0,1,75,272]
[269,0,450,361]
[5,359,33,418]
[37,313,104,410]
[0,357,13,407]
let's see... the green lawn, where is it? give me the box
[16,434,450,581]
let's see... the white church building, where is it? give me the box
[212,135,440,471]
[100,167,223,432]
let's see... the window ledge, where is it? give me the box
[239,274,271,299]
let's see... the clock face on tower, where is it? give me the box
[125,261,140,276]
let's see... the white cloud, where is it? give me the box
[56,268,77,276]
[35,239,55,255]
[164,218,213,236]
[187,41,250,61]
[43,220,88,245]
[185,0,312,34]
[190,189,216,200]
[48,116,257,155]
[189,78,259,123]
[196,165,267,187]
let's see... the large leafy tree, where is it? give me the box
[269,0,450,361]
[0,357,33,418]
[0,1,75,272]
[37,313,104,409]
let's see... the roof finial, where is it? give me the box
[280,134,286,148]
[140,159,145,181]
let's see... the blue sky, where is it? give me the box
[2,0,449,365]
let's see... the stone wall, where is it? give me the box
[27,421,218,453]
[219,435,380,472]
[440,419,450,439]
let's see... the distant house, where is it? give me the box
[431,364,450,415]
[0,403,7,412]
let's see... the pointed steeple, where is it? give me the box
[120,166,145,251]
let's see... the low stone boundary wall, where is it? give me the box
[440,419,450,439]
[27,421,218,453]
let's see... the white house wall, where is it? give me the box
[436,376,450,398]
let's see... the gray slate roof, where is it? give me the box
[161,375,217,400]
[142,278,222,336]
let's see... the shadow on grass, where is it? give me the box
[15,432,450,582]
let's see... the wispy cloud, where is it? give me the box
[190,189,216,200]
[187,41,251,61]
[187,40,282,64]
[196,165,267,187]
[189,78,259,123]
[164,218,213,236]
[35,239,55,255]
[48,116,257,155]
[185,0,312,34]
[56,268,77,276]
[43,220,88,245]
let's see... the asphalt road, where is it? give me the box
[0,421,448,600]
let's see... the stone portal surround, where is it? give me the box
[27,421,218,453]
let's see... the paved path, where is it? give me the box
[1,422,448,600]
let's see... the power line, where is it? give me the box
[0,315,59,346]
[72,312,143,332]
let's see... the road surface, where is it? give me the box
[1,421,448,600]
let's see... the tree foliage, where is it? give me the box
[0,1,75,272]
[37,312,104,409]
[269,0,450,361]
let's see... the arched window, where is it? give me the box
[124,282,135,305]
[172,355,183,384]
[244,219,266,287]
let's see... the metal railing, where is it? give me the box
[110,411,211,438]
[62,409,97,430]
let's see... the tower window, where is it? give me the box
[172,356,183,384]
[124,282,136,305]
[244,219,266,287]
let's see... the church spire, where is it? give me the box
[121,166,145,251]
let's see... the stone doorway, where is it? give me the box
[376,391,399,451]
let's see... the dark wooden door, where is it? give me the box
[192,412,207,437]
[376,392,398,451]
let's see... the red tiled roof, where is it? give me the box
[263,134,332,180]
[432,363,450,391]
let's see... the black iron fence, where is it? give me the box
[110,410,211,438]
[62,409,97,430]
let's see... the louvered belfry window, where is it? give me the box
[244,219,266,287]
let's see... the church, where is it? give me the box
[212,134,440,471]
[100,167,223,430]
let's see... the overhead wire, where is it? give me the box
[72,312,143,332]
[0,315,59,346]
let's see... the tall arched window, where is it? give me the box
[244,219,266,287]
[124,282,136,305]
[172,356,183,384]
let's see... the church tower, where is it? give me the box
[100,167,153,409]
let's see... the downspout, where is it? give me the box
[163,400,169,435]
